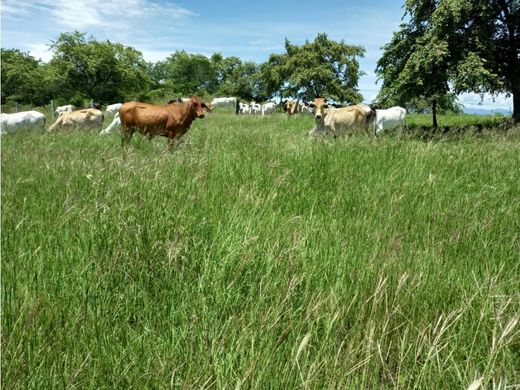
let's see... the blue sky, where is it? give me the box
[0,0,513,111]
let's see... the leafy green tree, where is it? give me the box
[211,53,242,94]
[261,33,365,103]
[48,31,152,104]
[220,62,268,101]
[1,49,50,106]
[158,51,215,96]
[376,0,520,126]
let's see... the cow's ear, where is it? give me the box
[309,103,316,108]
[323,104,329,108]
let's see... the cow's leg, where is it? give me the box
[121,127,133,147]
[398,122,405,139]
[167,128,187,150]
[167,137,177,150]
[166,130,177,150]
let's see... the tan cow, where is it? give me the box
[283,99,302,116]
[48,108,104,132]
[309,98,375,137]
[119,95,208,148]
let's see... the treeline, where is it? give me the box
[1,31,368,109]
[2,0,519,125]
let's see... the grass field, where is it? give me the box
[2,112,520,388]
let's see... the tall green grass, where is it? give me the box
[2,113,520,388]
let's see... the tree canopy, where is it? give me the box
[47,31,153,105]
[261,33,365,103]
[1,49,50,106]
[376,0,519,125]
[2,31,367,108]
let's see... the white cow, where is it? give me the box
[210,97,237,108]
[100,112,121,135]
[239,102,252,114]
[1,111,46,134]
[105,103,123,115]
[261,102,276,116]
[250,102,262,114]
[55,104,74,116]
[375,106,407,134]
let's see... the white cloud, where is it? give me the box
[1,0,195,30]
[0,0,39,17]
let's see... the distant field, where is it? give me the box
[2,112,520,388]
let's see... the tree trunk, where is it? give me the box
[432,99,438,128]
[513,87,520,123]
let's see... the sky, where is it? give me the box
[0,0,513,112]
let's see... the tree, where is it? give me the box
[261,33,365,103]
[48,31,152,104]
[376,0,520,126]
[158,51,215,96]
[1,49,50,106]
[210,54,242,94]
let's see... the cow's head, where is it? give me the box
[189,96,206,119]
[313,97,328,121]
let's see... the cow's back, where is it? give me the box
[326,106,366,134]
[70,108,103,128]
[211,97,236,107]
[50,108,102,131]
[119,102,174,136]
[1,111,46,133]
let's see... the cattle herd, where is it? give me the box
[0,96,407,146]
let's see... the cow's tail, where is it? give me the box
[236,99,240,115]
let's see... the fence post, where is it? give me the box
[90,99,94,108]
[50,100,55,118]
[15,102,19,112]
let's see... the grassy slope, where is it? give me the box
[2,113,520,388]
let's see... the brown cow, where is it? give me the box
[119,96,208,148]
[283,99,302,116]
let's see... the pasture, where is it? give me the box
[2,112,520,388]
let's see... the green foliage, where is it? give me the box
[216,60,268,101]
[157,50,215,97]
[1,31,366,107]
[0,49,50,106]
[376,0,520,120]
[48,31,152,103]
[261,33,365,103]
